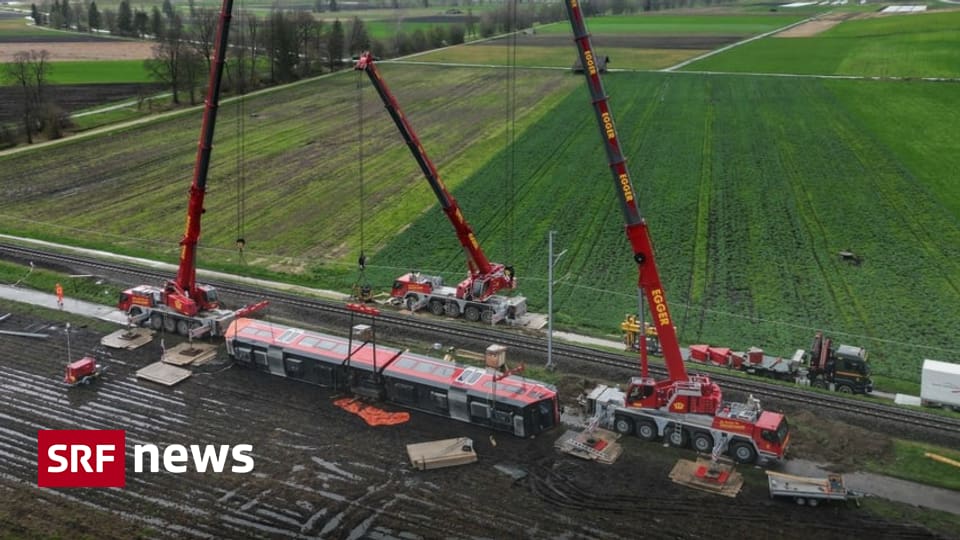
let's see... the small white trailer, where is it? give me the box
[921,359,960,411]
[766,471,862,507]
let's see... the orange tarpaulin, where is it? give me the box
[333,397,410,426]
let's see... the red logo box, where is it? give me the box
[37,430,126,488]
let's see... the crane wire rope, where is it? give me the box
[235,0,247,264]
[353,66,370,301]
[504,0,518,266]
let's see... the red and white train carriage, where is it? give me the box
[224,318,559,438]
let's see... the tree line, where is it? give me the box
[5,0,735,147]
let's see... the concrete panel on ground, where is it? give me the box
[162,342,218,366]
[136,361,191,386]
[407,437,477,471]
[101,328,155,349]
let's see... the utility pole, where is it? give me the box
[547,231,567,371]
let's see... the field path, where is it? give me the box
[663,15,821,72]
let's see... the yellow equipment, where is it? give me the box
[620,314,660,353]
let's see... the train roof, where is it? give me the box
[227,318,557,405]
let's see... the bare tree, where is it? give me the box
[192,7,218,75]
[145,15,187,103]
[2,49,51,144]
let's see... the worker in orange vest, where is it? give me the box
[55,282,64,310]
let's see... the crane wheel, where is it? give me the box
[692,432,714,453]
[163,316,177,333]
[667,425,688,448]
[636,420,658,441]
[176,320,190,336]
[464,306,481,322]
[730,441,757,464]
[444,302,461,318]
[481,310,494,324]
[429,300,445,316]
[614,416,634,435]
[150,313,163,330]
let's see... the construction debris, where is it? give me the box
[407,437,478,471]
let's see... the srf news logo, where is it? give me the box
[37,430,254,488]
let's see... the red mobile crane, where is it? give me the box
[563,0,788,463]
[354,53,526,324]
[117,0,266,338]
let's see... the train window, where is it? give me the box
[234,346,252,362]
[484,381,523,394]
[300,337,319,347]
[430,391,448,409]
[396,358,417,369]
[456,368,483,385]
[414,362,436,374]
[527,389,546,399]
[240,326,260,337]
[470,401,490,419]
[315,341,338,351]
[285,358,303,375]
[253,350,267,367]
[394,382,417,403]
[435,366,455,378]
[491,409,512,426]
[277,329,302,344]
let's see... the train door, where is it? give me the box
[448,387,470,422]
[267,345,285,377]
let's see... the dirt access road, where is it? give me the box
[0,306,951,539]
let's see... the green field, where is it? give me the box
[2,64,958,383]
[44,60,152,84]
[1,60,151,85]
[2,2,959,385]
[536,14,809,35]
[688,11,960,77]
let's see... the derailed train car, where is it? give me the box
[224,318,559,438]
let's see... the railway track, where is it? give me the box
[3,241,959,440]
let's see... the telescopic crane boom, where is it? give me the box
[564,2,790,465]
[117,0,267,337]
[354,53,525,324]
[562,0,687,384]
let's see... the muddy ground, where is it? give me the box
[0,305,952,539]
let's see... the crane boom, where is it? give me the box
[175,0,234,300]
[562,0,687,382]
[355,52,494,278]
